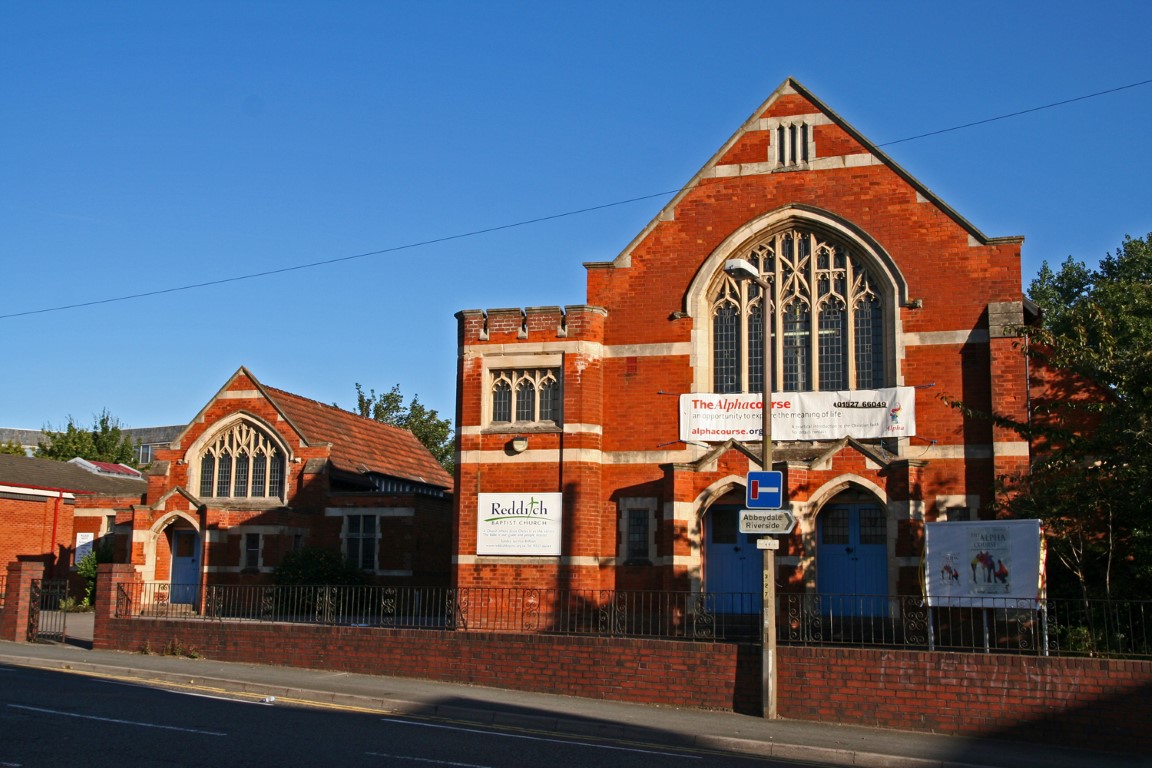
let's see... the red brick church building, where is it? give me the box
[453,78,1034,603]
[124,368,454,597]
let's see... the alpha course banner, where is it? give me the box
[679,387,915,442]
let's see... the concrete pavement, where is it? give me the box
[2,615,1146,768]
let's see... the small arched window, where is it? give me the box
[489,368,561,425]
[710,227,885,393]
[197,421,286,500]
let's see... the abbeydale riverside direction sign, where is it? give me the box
[679,387,916,442]
[476,493,563,556]
[739,509,797,535]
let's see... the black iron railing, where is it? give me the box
[117,583,760,641]
[114,583,1152,658]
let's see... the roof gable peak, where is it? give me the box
[597,77,1001,271]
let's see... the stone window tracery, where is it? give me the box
[490,368,561,425]
[196,421,286,500]
[711,227,885,393]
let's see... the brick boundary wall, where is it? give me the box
[777,646,1152,753]
[89,612,1151,753]
[94,616,757,709]
[77,566,1152,754]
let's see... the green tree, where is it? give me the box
[37,409,137,465]
[352,383,454,474]
[1009,233,1152,600]
[0,439,26,455]
[76,538,115,606]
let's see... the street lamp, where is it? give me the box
[723,258,777,719]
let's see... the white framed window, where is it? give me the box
[196,421,286,500]
[618,498,657,564]
[345,514,378,571]
[711,227,886,394]
[243,532,261,570]
[490,368,561,425]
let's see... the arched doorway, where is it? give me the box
[703,494,761,616]
[169,528,200,603]
[816,490,889,617]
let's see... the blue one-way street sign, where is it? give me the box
[746,470,784,509]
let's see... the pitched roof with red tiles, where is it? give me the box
[264,386,453,491]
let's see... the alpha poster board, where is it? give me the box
[924,520,1045,608]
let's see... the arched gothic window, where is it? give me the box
[711,227,885,394]
[197,421,286,500]
[490,368,561,425]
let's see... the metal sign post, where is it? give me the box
[763,542,776,719]
[725,257,779,720]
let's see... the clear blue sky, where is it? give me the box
[2,2,1150,432]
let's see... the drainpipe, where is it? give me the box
[50,492,62,577]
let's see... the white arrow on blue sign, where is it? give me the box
[746,470,784,509]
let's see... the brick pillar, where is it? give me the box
[0,560,45,643]
[988,301,1031,507]
[93,563,140,650]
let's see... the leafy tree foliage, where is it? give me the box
[36,409,137,465]
[1010,233,1152,600]
[76,538,115,606]
[353,383,454,474]
[0,439,26,456]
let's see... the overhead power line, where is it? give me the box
[4,77,1149,321]
[877,78,1152,146]
[0,191,679,320]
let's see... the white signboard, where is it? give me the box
[924,520,1045,608]
[679,388,915,442]
[74,531,95,565]
[739,509,796,535]
[477,493,563,556]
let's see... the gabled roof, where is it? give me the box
[0,454,146,497]
[264,386,454,490]
[598,77,1023,271]
[170,367,452,491]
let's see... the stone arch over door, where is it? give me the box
[144,511,201,604]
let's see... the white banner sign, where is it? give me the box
[924,520,1045,607]
[477,493,563,556]
[679,387,915,442]
[74,531,95,565]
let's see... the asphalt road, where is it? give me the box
[0,663,823,768]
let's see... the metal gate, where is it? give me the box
[28,579,69,643]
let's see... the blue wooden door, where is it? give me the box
[170,530,200,604]
[817,504,888,617]
[705,505,761,611]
